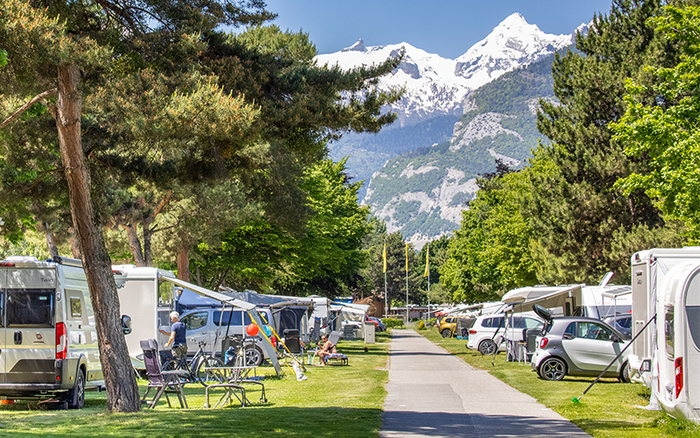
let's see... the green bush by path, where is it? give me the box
[0,332,391,437]
[382,318,403,329]
[418,328,700,438]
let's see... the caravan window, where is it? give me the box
[665,306,675,357]
[6,288,54,327]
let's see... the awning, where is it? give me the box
[162,277,255,311]
[502,284,583,313]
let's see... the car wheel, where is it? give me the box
[478,339,497,356]
[441,329,452,338]
[619,361,631,383]
[539,357,567,381]
[246,346,264,367]
[66,369,85,409]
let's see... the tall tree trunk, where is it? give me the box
[68,226,82,259]
[142,219,153,267]
[40,221,59,259]
[122,223,145,267]
[177,232,190,282]
[55,64,140,412]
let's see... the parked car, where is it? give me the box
[367,316,387,331]
[531,305,631,381]
[438,316,475,338]
[466,314,543,355]
[603,314,632,339]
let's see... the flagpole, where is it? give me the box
[405,243,409,325]
[383,237,388,319]
[425,242,430,322]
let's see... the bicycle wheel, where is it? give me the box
[196,356,225,386]
[162,358,182,371]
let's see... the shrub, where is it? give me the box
[383,318,404,328]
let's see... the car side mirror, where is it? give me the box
[121,315,132,335]
[562,333,575,340]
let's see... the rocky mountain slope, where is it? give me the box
[364,56,557,247]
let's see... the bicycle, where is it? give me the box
[163,340,224,386]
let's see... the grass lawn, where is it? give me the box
[0,332,390,438]
[419,327,700,438]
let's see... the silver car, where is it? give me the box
[531,305,631,381]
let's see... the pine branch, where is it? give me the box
[0,88,57,129]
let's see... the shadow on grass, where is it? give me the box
[0,405,384,437]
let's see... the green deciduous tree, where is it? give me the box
[441,164,537,303]
[612,5,700,242]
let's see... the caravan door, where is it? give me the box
[683,267,700,414]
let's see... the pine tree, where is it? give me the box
[527,0,685,284]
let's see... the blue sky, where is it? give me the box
[262,0,614,59]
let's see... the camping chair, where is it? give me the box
[139,338,189,409]
[280,329,305,366]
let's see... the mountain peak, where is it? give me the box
[342,39,367,52]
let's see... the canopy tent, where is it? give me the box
[161,277,282,376]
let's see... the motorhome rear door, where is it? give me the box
[2,266,57,385]
[683,267,700,411]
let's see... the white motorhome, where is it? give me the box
[652,259,700,422]
[628,247,700,390]
[0,256,102,408]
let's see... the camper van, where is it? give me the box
[0,256,102,409]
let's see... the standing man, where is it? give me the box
[160,311,187,361]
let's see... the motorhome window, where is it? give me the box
[6,288,54,327]
[213,310,243,326]
[157,281,173,307]
[665,307,675,357]
[181,312,208,330]
[686,306,700,350]
[69,297,82,318]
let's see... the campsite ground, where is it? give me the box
[0,328,699,437]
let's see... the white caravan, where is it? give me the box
[652,259,700,422]
[0,256,102,408]
[628,247,700,391]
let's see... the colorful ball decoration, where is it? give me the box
[246,323,259,336]
[263,325,272,337]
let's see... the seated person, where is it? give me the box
[314,334,337,366]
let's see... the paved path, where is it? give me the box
[380,329,590,438]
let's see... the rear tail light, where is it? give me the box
[56,322,67,360]
[469,329,477,335]
[0,262,15,267]
[676,357,684,398]
[539,338,549,348]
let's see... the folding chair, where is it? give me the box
[139,338,189,409]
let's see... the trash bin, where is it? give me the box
[364,322,375,344]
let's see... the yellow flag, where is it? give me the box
[383,241,387,273]
[424,243,430,277]
[405,243,409,273]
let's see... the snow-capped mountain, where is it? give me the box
[314,13,578,126]
[454,13,573,86]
